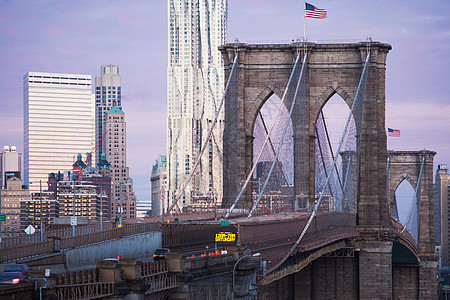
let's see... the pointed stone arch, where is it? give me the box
[219,42,439,299]
[387,150,436,254]
[220,42,392,229]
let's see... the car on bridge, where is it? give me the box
[0,264,29,286]
[153,248,170,261]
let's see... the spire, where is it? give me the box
[97,152,111,169]
[72,153,85,169]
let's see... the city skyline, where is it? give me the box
[0,0,449,205]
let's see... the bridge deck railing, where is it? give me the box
[238,212,356,250]
[0,222,160,263]
[1,223,119,248]
[56,269,99,285]
[162,223,236,249]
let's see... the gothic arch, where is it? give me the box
[387,150,436,254]
[221,42,391,228]
[220,41,437,299]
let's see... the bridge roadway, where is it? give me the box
[0,210,423,299]
[0,210,417,271]
[224,211,357,271]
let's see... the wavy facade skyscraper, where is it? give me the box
[166,0,227,212]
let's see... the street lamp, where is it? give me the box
[232,253,261,300]
[29,180,44,242]
[118,181,131,227]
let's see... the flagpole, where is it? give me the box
[303,2,306,42]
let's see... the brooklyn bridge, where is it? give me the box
[0,40,438,299]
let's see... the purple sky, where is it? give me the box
[1,0,449,210]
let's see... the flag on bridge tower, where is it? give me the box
[387,128,401,137]
[303,3,327,44]
[305,3,327,19]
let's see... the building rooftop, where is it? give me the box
[106,106,124,114]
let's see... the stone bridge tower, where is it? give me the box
[388,150,438,297]
[219,41,410,298]
[220,42,391,224]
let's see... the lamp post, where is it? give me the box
[29,180,44,242]
[232,253,261,300]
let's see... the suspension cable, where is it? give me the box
[166,51,239,214]
[321,110,344,193]
[316,126,334,199]
[268,50,371,273]
[258,111,290,189]
[248,54,309,217]
[341,154,352,211]
[400,155,425,237]
[224,52,303,219]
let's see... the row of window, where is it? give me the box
[29,81,90,86]
[96,86,120,90]
[29,75,89,80]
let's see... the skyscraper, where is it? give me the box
[436,164,450,266]
[23,72,95,192]
[151,155,167,216]
[167,0,227,211]
[95,65,121,163]
[104,106,136,220]
[0,145,21,188]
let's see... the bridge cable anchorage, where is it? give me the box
[267,50,371,274]
[248,53,309,218]
[166,51,240,215]
[400,155,425,243]
[224,51,303,219]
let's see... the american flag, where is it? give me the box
[387,128,400,137]
[305,3,327,19]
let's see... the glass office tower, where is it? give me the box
[23,72,95,192]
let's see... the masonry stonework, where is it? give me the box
[220,42,438,298]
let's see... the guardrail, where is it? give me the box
[0,222,160,263]
[162,223,236,249]
[55,282,115,300]
[237,211,356,249]
[56,269,98,285]
[1,223,117,248]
